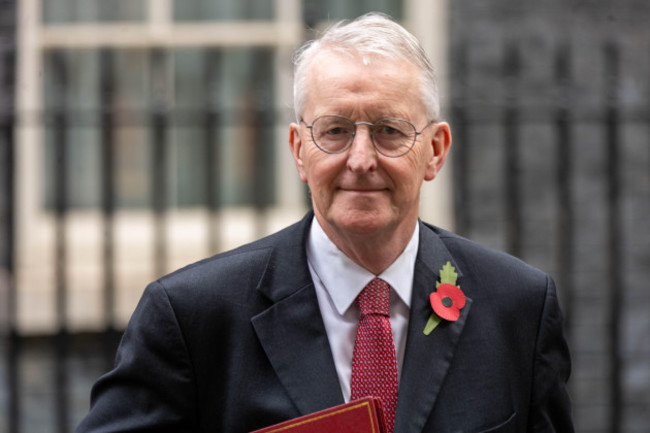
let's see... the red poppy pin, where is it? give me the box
[423,261,466,335]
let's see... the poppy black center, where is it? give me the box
[442,296,453,308]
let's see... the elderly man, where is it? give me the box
[77,13,573,433]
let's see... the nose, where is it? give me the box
[346,124,378,173]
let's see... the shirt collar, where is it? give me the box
[306,217,419,315]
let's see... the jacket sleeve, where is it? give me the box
[75,281,197,433]
[527,276,574,432]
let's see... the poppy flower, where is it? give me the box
[429,283,466,321]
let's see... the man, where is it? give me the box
[77,13,573,433]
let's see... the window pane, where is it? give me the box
[42,49,152,210]
[41,46,276,211]
[173,48,275,207]
[303,0,403,23]
[42,0,145,23]
[42,50,101,209]
[113,50,151,209]
[174,0,274,21]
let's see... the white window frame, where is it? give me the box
[15,0,451,334]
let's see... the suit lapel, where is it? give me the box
[250,216,473,428]
[394,222,473,433]
[251,214,344,416]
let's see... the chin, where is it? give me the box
[331,210,394,236]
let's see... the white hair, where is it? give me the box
[292,12,440,122]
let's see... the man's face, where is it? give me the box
[289,50,450,243]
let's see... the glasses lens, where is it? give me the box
[311,116,354,153]
[372,119,416,156]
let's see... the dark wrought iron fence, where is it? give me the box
[2,44,279,432]
[451,37,650,433]
[1,38,649,433]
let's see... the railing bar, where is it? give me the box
[51,49,70,433]
[503,41,522,257]
[100,48,118,370]
[554,40,575,335]
[7,332,19,433]
[251,49,273,238]
[2,62,19,432]
[451,39,469,236]
[604,40,622,433]
[204,49,221,254]
[151,48,168,278]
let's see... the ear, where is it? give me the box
[289,123,308,183]
[424,122,452,181]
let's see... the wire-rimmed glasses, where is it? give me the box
[301,115,434,158]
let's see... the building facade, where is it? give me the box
[1,0,649,432]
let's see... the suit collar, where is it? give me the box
[252,214,473,428]
[255,212,315,303]
[307,215,419,315]
[252,212,345,414]
[394,220,472,433]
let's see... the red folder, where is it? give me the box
[250,397,386,433]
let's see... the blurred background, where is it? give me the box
[0,0,648,432]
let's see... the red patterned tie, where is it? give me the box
[350,278,398,433]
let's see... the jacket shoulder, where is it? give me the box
[425,223,548,279]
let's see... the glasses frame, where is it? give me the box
[300,114,435,158]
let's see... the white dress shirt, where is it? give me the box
[306,217,419,402]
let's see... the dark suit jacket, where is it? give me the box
[76,212,573,433]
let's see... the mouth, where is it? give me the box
[338,187,387,194]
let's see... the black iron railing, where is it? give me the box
[1,38,649,432]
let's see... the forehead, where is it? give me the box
[303,49,424,118]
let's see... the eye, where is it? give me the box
[317,119,353,138]
[326,126,349,136]
[376,125,401,136]
[374,122,408,138]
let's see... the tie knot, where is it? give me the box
[357,278,390,316]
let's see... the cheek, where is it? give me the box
[303,154,341,189]
[390,159,427,197]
